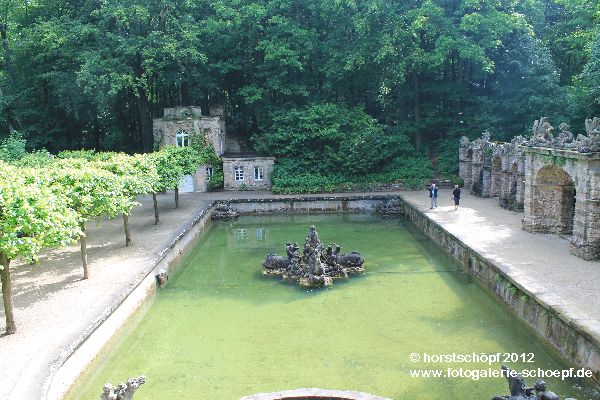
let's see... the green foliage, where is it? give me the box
[93,153,158,215]
[580,33,600,116]
[271,155,432,194]
[152,146,198,191]
[14,150,55,167]
[435,140,459,179]
[259,103,432,193]
[539,154,567,167]
[207,169,224,191]
[44,160,123,222]
[0,132,27,162]
[0,162,80,261]
[255,103,414,175]
[0,0,598,176]
[57,150,97,160]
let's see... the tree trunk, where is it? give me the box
[80,221,89,279]
[123,214,133,247]
[174,187,180,209]
[0,23,17,86]
[135,93,153,153]
[0,253,16,335]
[413,73,422,151]
[153,192,159,225]
[0,84,14,133]
[0,23,22,131]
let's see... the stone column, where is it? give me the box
[521,152,537,231]
[514,157,526,211]
[490,154,502,198]
[193,164,209,192]
[570,166,600,260]
[458,143,473,187]
[480,145,492,197]
[470,147,483,195]
[499,153,513,208]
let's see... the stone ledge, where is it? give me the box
[239,388,391,400]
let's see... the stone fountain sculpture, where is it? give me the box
[211,201,240,220]
[375,195,403,216]
[490,366,575,400]
[262,225,365,288]
[100,376,146,400]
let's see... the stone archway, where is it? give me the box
[531,165,575,234]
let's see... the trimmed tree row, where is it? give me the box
[0,145,213,335]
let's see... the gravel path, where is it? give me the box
[0,192,212,400]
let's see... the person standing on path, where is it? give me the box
[428,183,438,209]
[452,184,461,210]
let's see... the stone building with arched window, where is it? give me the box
[153,106,275,192]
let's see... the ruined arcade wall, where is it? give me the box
[459,134,526,210]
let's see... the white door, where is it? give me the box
[178,174,195,193]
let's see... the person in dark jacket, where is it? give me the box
[428,183,438,209]
[452,185,461,210]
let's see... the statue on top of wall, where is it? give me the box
[460,135,470,148]
[554,123,575,148]
[585,117,600,136]
[481,131,492,143]
[530,117,554,145]
[510,135,526,151]
[575,117,600,153]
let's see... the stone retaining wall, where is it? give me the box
[46,203,217,400]
[229,196,385,213]
[400,200,600,382]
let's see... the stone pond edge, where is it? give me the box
[46,194,600,399]
[45,202,217,400]
[399,200,600,383]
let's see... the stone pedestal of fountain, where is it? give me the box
[262,225,364,288]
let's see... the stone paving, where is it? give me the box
[400,189,600,343]
[1,189,599,399]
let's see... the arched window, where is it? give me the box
[176,129,190,147]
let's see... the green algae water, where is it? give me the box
[67,214,598,400]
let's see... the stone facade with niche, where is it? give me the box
[459,117,600,260]
[153,107,226,155]
[522,147,600,260]
[223,156,275,191]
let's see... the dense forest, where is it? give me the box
[0,0,599,188]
